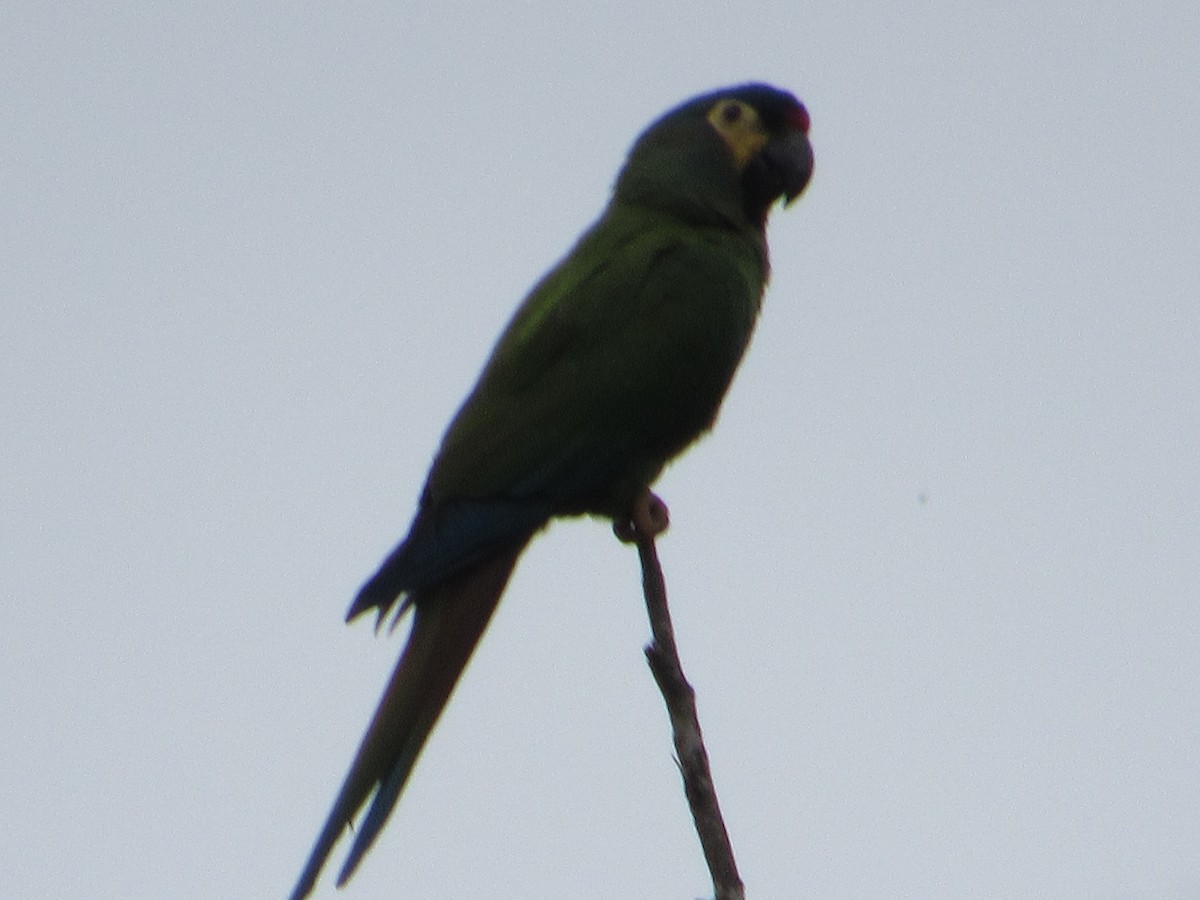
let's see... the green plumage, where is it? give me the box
[431,205,764,515]
[291,83,812,899]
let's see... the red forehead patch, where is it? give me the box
[786,102,811,134]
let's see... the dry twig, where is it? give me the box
[615,491,744,900]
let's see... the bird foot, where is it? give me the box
[613,489,670,543]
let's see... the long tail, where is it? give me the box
[289,540,527,900]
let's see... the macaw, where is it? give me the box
[290,83,813,898]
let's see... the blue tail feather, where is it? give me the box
[347,497,553,622]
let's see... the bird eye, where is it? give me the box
[720,102,743,125]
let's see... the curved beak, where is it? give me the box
[765,127,814,206]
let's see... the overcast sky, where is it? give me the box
[4,2,1199,898]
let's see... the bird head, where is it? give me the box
[615,83,813,230]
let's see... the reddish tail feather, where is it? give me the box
[289,540,528,900]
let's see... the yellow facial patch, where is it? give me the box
[705,99,769,170]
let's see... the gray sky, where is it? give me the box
[4,2,1199,898]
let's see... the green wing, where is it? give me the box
[353,206,764,613]
[430,205,764,514]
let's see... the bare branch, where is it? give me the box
[617,491,745,900]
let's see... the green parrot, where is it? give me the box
[289,83,812,899]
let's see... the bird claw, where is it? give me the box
[613,489,670,543]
